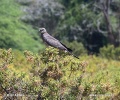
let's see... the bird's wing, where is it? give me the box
[42,33,79,59]
[43,34,67,50]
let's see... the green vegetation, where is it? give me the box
[0,0,44,52]
[0,47,120,99]
[1,0,120,54]
[100,45,120,60]
[0,0,120,99]
[55,0,120,53]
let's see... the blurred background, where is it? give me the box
[0,0,120,56]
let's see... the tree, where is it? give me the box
[55,0,120,53]
[17,0,64,34]
[94,0,120,46]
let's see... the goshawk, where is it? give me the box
[39,28,79,59]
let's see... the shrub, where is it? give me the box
[61,41,87,56]
[0,47,120,100]
[100,45,120,60]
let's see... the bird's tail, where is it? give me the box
[60,42,79,59]
[66,48,79,59]
[70,52,79,59]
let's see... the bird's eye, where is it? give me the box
[39,28,43,31]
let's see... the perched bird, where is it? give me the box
[39,28,79,59]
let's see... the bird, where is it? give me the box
[39,28,79,59]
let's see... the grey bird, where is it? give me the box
[39,28,79,59]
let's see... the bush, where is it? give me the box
[0,47,120,100]
[100,45,120,60]
[61,41,87,56]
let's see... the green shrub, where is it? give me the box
[61,41,87,56]
[100,45,120,60]
[0,47,120,100]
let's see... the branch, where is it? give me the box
[93,4,103,10]
[0,82,13,100]
[97,20,107,37]
[0,84,9,94]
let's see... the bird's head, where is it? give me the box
[39,28,47,34]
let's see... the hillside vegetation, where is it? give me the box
[0,48,120,99]
[0,0,44,52]
[0,0,120,99]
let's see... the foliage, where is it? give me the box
[55,0,120,53]
[100,45,120,60]
[54,0,108,54]
[0,0,120,99]
[1,0,120,54]
[17,0,64,34]
[0,47,120,100]
[0,0,44,52]
[61,41,87,56]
